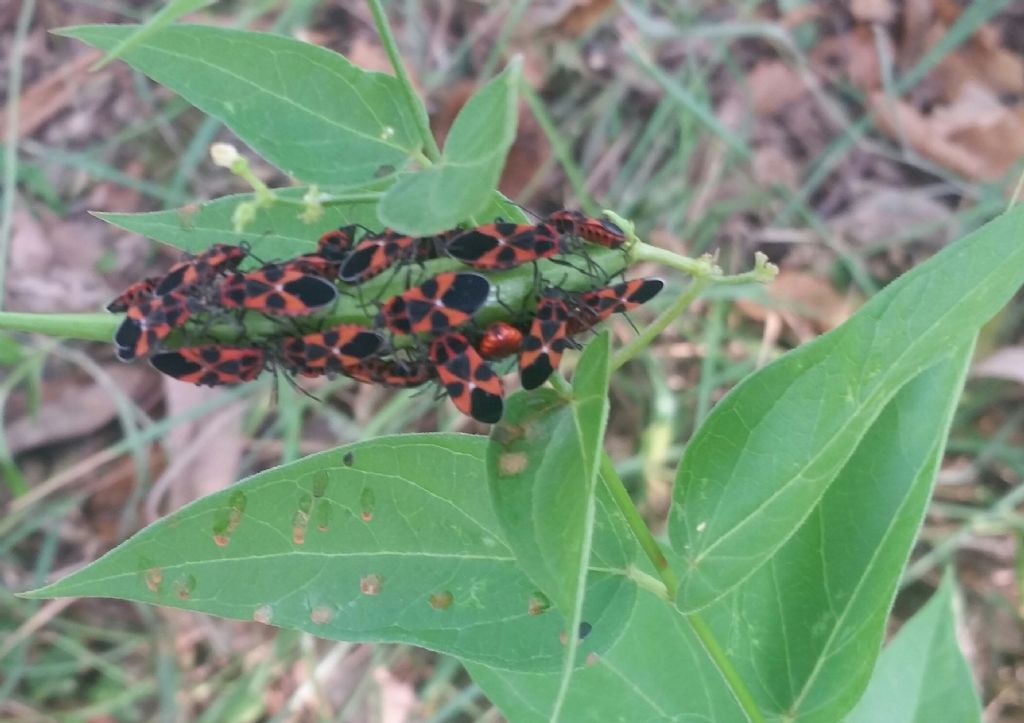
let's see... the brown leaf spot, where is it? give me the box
[498,451,528,477]
[252,604,273,625]
[144,567,162,593]
[429,591,454,610]
[310,605,334,625]
[360,574,383,596]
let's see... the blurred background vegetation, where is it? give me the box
[2,0,1024,720]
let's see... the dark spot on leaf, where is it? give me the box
[375,164,395,178]
[343,452,354,466]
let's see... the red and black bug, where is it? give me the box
[445,221,562,270]
[280,324,384,376]
[150,345,266,386]
[547,210,627,249]
[476,321,525,360]
[218,263,337,316]
[106,275,161,312]
[338,229,442,284]
[518,292,574,390]
[317,224,358,262]
[114,291,196,361]
[429,332,504,424]
[153,243,247,296]
[565,278,664,335]
[342,356,436,388]
[376,271,490,336]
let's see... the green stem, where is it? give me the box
[366,0,442,162]
[599,452,677,595]
[612,276,710,371]
[0,0,36,304]
[686,614,767,723]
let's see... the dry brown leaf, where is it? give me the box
[736,270,861,337]
[748,60,807,116]
[555,0,615,36]
[972,347,1024,384]
[827,186,953,248]
[851,0,894,24]
[752,144,800,190]
[157,385,247,517]
[938,25,1024,99]
[869,86,1024,182]
[6,365,153,453]
[811,29,882,92]
[0,49,104,138]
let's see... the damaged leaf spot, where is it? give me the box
[343,452,354,467]
[429,591,454,610]
[360,574,383,595]
[310,605,334,625]
[252,604,273,624]
[173,574,196,600]
[212,491,247,547]
[360,487,375,522]
[311,470,328,498]
[144,567,163,594]
[527,592,550,616]
[498,451,528,477]
[314,499,332,532]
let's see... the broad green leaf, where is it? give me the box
[59,25,421,186]
[379,58,521,236]
[847,570,982,723]
[701,343,973,722]
[466,588,747,722]
[671,205,1024,611]
[96,189,381,259]
[91,0,216,70]
[466,342,974,722]
[487,333,612,615]
[24,435,635,671]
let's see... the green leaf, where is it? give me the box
[466,588,748,722]
[95,189,381,259]
[90,0,216,70]
[847,570,982,723]
[487,333,612,615]
[671,205,1024,611]
[379,58,521,236]
[58,24,421,186]
[701,343,974,722]
[467,342,974,722]
[23,435,635,672]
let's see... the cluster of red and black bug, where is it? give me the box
[106,210,663,424]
